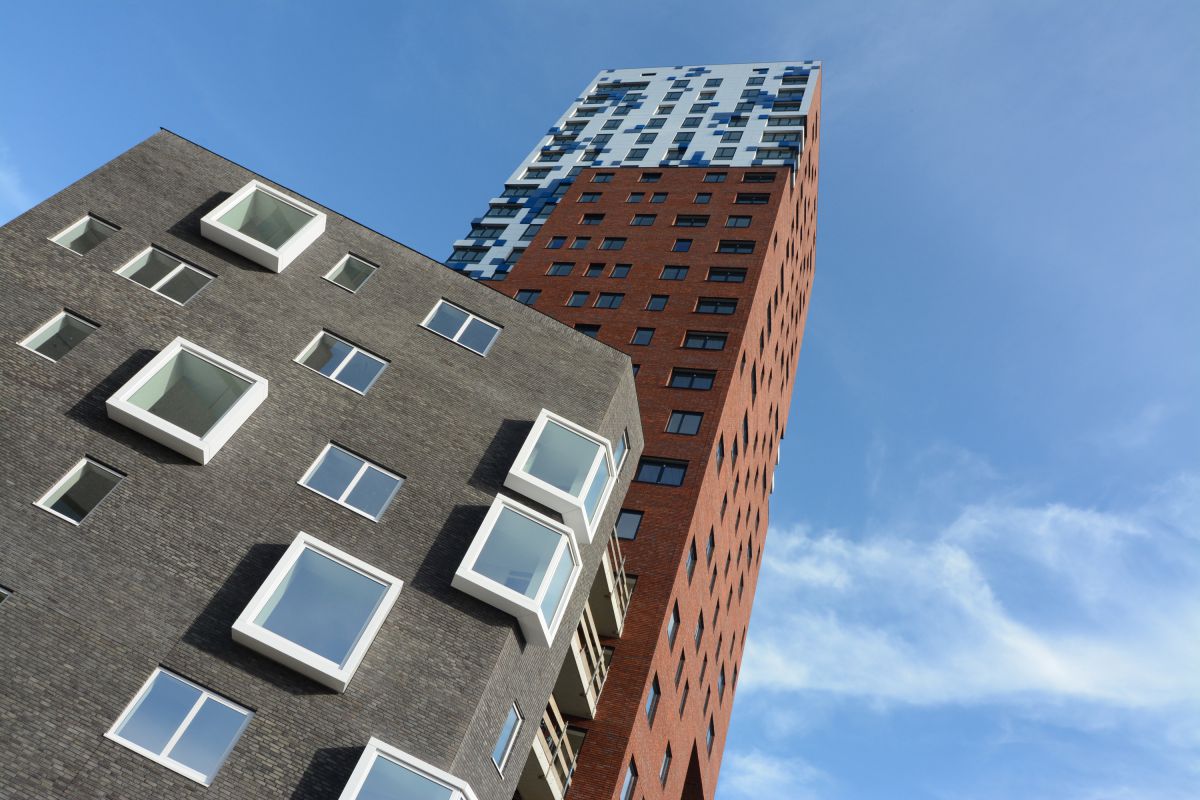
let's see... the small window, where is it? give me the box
[646,676,661,724]
[579,193,602,203]
[570,236,591,250]
[621,761,639,800]
[200,180,326,272]
[20,310,97,362]
[747,76,765,86]
[702,173,727,183]
[718,666,727,698]
[546,236,567,249]
[575,323,601,338]
[639,172,662,183]
[614,430,630,468]
[116,248,213,304]
[299,444,403,521]
[660,745,673,785]
[626,148,648,160]
[694,192,711,204]
[603,119,621,130]
[674,215,709,228]
[611,264,631,278]
[696,298,738,315]
[743,171,778,182]
[635,458,687,486]
[721,130,743,142]
[695,611,705,648]
[584,263,605,277]
[707,529,716,560]
[297,332,387,394]
[341,739,475,800]
[686,541,697,580]
[707,719,716,753]
[491,704,523,774]
[514,289,541,305]
[667,603,680,646]
[684,331,727,350]
[664,91,683,101]
[717,240,755,254]
[679,680,691,715]
[631,327,655,346]
[547,262,574,276]
[636,132,658,144]
[726,215,752,228]
[671,239,692,252]
[600,237,627,251]
[50,214,118,255]
[669,368,715,390]
[35,457,123,525]
[714,147,737,159]
[325,254,378,293]
[660,265,689,280]
[646,118,666,129]
[615,509,643,540]
[708,267,747,283]
[682,116,702,128]
[567,291,589,307]
[581,213,605,225]
[627,192,645,203]
[646,295,668,311]
[630,214,656,226]
[667,411,703,435]
[422,300,502,356]
[650,192,668,203]
[591,172,614,183]
[595,293,624,309]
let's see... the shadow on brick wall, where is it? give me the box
[467,417,532,495]
[289,745,362,800]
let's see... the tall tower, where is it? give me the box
[447,63,822,800]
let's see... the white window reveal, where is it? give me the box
[116,247,213,305]
[505,409,617,543]
[298,444,403,521]
[452,495,580,647]
[296,332,387,394]
[200,180,326,272]
[325,254,378,293]
[106,668,251,786]
[105,337,268,464]
[232,532,402,693]
[35,457,124,525]
[421,300,501,355]
[20,310,97,362]
[50,214,118,255]
[338,738,478,800]
[490,703,523,774]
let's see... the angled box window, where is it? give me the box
[200,180,326,272]
[20,310,97,362]
[297,331,387,394]
[232,532,402,692]
[35,457,123,525]
[106,668,251,786]
[50,214,117,255]
[422,300,501,356]
[452,495,581,647]
[299,443,403,521]
[505,408,616,542]
[117,248,213,305]
[106,338,267,464]
[325,254,378,293]
[339,738,478,800]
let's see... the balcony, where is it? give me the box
[516,695,586,800]
[552,603,611,718]
[589,527,632,638]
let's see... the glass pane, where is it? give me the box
[158,267,212,304]
[491,706,521,767]
[335,351,386,393]
[356,755,454,800]
[425,302,469,340]
[44,461,121,523]
[26,314,96,361]
[523,421,601,497]
[474,507,561,597]
[583,455,611,523]
[255,548,389,666]
[54,217,114,254]
[217,189,313,249]
[115,671,200,755]
[538,549,574,626]
[613,434,628,466]
[344,467,401,519]
[120,249,179,288]
[166,697,248,782]
[303,446,364,500]
[128,350,252,438]
[300,334,353,378]
[329,256,376,291]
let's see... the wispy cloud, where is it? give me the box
[720,750,830,800]
[0,140,32,223]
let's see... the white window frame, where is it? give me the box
[324,253,379,293]
[232,532,402,692]
[490,702,523,775]
[297,443,403,521]
[338,738,478,800]
[48,214,118,254]
[420,299,502,356]
[452,495,580,647]
[504,408,616,544]
[34,457,124,525]
[295,331,388,395]
[105,337,268,464]
[105,667,251,786]
[115,247,214,305]
[19,310,98,362]
[199,180,326,272]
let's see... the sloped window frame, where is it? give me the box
[200,180,327,273]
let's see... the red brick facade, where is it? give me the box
[497,78,821,800]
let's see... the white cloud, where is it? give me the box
[720,750,829,800]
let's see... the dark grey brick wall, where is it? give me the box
[0,131,643,800]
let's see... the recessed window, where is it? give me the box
[339,738,475,800]
[35,457,123,525]
[646,117,666,129]
[452,495,581,646]
[621,761,639,800]
[570,236,591,250]
[639,172,662,183]
[491,704,523,774]
[669,368,715,390]
[726,215,752,228]
[547,262,574,276]
[614,429,629,468]
[547,236,567,249]
[567,291,589,307]
[106,338,268,464]
[20,310,97,362]
[708,267,747,282]
[667,411,703,435]
[717,240,755,254]
[592,172,614,183]
[660,745,673,786]
[671,239,692,252]
[714,147,738,159]
[299,443,403,521]
[627,192,645,203]
[325,254,378,293]
[660,265,689,280]
[743,171,778,181]
[581,213,605,225]
[646,676,661,724]
[200,180,326,272]
[695,611,705,649]
[422,300,501,356]
[615,509,643,540]
[116,247,213,304]
[694,192,711,204]
[686,541,697,580]
[575,323,600,338]
[696,298,738,315]
[630,214,656,226]
[600,237,626,251]
[50,214,118,255]
[635,458,687,486]
[646,295,668,311]
[297,332,387,394]
[584,263,605,277]
[707,719,716,753]
[682,116,702,128]
[650,192,668,204]
[702,173,727,183]
[232,532,401,691]
[631,327,655,346]
[106,668,251,786]
[684,331,728,350]
[514,289,541,305]
[674,215,709,228]
[667,603,680,646]
[595,292,624,309]
[637,132,658,144]
[579,193,602,203]
[611,264,631,278]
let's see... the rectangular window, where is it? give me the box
[660,745,673,785]
[674,215,709,228]
[450,248,486,263]
[729,116,748,128]
[570,237,591,250]
[487,204,520,217]
[521,225,543,241]
[584,263,604,277]
[646,676,661,724]
[603,119,621,130]
[106,668,251,785]
[721,130,744,143]
[686,541,697,580]
[630,214,657,226]
[765,116,803,127]
[631,327,655,346]
[714,147,737,159]
[747,76,765,86]
[670,368,715,389]
[671,239,692,252]
[35,457,123,525]
[421,300,502,355]
[299,444,403,521]
[646,117,666,129]
[525,167,551,179]
[621,762,639,800]
[581,214,605,225]
[579,193,602,203]
[595,293,624,309]
[547,262,574,276]
[50,214,118,255]
[637,132,657,144]
[666,411,703,435]
[707,719,716,753]
[664,91,683,101]
[648,192,669,204]
[591,172,614,183]
[717,240,755,254]
[660,265,689,280]
[679,681,690,715]
[297,332,388,394]
[21,310,97,362]
[684,331,728,350]
[673,132,695,144]
[491,704,523,773]
[117,247,213,304]
[567,291,588,307]
[668,603,680,646]
[682,116,702,128]
[695,611,705,648]
[694,192,711,204]
[627,192,645,203]
[600,237,627,250]
[743,171,779,181]
[610,264,631,278]
[646,295,668,311]
[726,215,752,228]
[708,267,747,282]
[615,509,643,540]
[626,148,648,160]
[696,298,738,315]
[703,173,727,183]
[546,235,567,249]
[574,323,600,339]
[736,192,770,204]
[635,458,687,486]
[514,289,540,305]
[705,77,723,87]
[640,172,663,183]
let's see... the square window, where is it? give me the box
[667,411,704,435]
[615,509,643,540]
[491,704,523,774]
[106,338,268,464]
[200,180,326,272]
[106,668,251,786]
[452,495,581,646]
[20,310,97,362]
[298,443,403,521]
[116,247,213,304]
[50,214,118,255]
[631,327,655,346]
[296,332,387,394]
[232,532,402,691]
[646,295,668,311]
[35,457,123,525]
[338,738,474,800]
[422,300,502,356]
[325,254,378,293]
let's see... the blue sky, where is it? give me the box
[3,2,1198,798]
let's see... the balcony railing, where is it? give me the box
[516,694,578,800]
[589,527,632,638]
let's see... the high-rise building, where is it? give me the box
[448,62,822,800]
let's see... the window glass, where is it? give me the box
[423,300,500,355]
[130,350,252,437]
[298,333,387,394]
[523,420,602,496]
[301,444,403,520]
[22,311,96,361]
[491,705,523,772]
[615,509,643,540]
[474,507,561,597]
[326,255,377,293]
[218,188,314,249]
[356,755,455,800]
[37,459,123,524]
[118,248,214,304]
[51,215,117,254]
